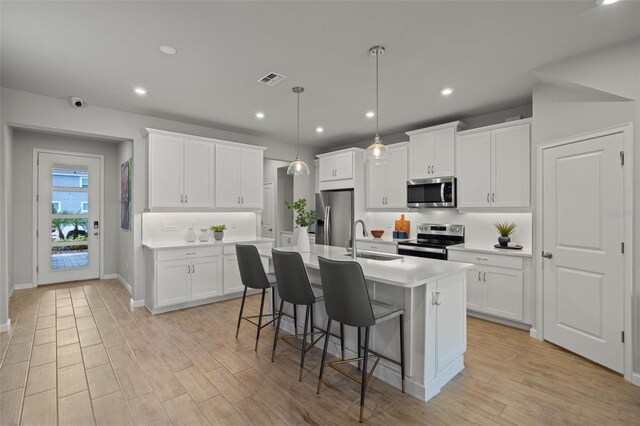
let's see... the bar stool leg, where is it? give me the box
[255,289,266,351]
[271,299,285,362]
[293,304,298,334]
[271,289,277,327]
[359,327,370,423]
[235,287,247,339]
[357,327,362,370]
[339,323,345,360]
[317,318,332,394]
[299,305,310,381]
[399,314,406,393]
[309,304,315,345]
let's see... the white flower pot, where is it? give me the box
[296,226,310,253]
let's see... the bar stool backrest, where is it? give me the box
[236,244,270,289]
[272,250,316,305]
[318,257,375,327]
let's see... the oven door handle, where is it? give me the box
[398,246,447,254]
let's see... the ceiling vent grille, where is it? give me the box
[257,72,287,87]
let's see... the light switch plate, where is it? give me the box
[161,222,177,231]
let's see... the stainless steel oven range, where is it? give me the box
[397,223,464,260]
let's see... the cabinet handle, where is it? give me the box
[432,292,441,306]
[180,194,184,204]
[185,194,188,204]
[478,271,481,281]
[187,265,191,274]
[237,196,240,204]
[476,257,488,262]
[186,252,196,255]
[487,193,490,203]
[241,196,244,204]
[492,193,495,203]
[192,264,195,274]
[483,272,486,282]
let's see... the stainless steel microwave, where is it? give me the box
[407,177,456,208]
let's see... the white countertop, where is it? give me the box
[356,237,411,245]
[448,243,532,258]
[142,236,275,250]
[257,244,472,288]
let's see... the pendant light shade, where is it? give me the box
[365,45,390,164]
[287,86,310,176]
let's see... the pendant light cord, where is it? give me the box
[375,48,379,138]
[297,91,300,158]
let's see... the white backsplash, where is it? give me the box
[142,212,259,243]
[363,210,532,248]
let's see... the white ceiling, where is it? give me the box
[2,1,640,148]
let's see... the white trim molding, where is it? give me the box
[117,274,132,294]
[130,299,144,308]
[102,273,118,280]
[632,373,640,387]
[13,283,35,291]
[0,319,11,333]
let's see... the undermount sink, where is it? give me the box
[344,251,402,261]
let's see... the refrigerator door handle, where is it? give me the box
[324,206,331,245]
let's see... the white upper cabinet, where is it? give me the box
[214,144,263,209]
[147,128,265,211]
[183,139,215,208]
[319,151,354,182]
[407,122,463,180]
[457,120,530,209]
[366,143,408,209]
[149,134,184,208]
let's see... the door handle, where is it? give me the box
[93,232,99,237]
[542,251,553,259]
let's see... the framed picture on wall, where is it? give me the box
[121,159,131,230]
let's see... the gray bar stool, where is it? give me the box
[271,249,327,381]
[235,244,280,351]
[317,256,405,423]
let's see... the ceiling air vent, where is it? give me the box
[257,72,287,87]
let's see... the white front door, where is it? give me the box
[37,153,101,284]
[542,132,625,372]
[261,182,274,238]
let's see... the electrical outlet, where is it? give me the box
[231,221,237,229]
[161,222,177,231]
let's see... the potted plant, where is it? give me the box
[285,198,320,252]
[494,221,516,247]
[209,224,227,241]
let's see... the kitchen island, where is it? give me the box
[257,244,472,402]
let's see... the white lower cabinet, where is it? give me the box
[146,242,272,313]
[449,249,530,324]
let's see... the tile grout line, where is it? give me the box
[18,289,43,425]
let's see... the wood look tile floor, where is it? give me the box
[1,279,639,425]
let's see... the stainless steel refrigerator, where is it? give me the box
[315,190,354,248]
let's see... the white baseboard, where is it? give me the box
[14,283,35,290]
[130,299,144,308]
[529,328,539,339]
[103,273,118,280]
[9,286,15,298]
[0,319,12,333]
[632,373,640,386]
[117,274,132,295]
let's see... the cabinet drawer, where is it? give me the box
[448,250,522,269]
[357,241,397,254]
[156,247,223,262]
[223,242,273,255]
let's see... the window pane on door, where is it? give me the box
[51,244,89,271]
[51,218,88,241]
[51,191,88,215]
[52,167,89,188]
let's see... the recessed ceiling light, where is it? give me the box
[440,87,454,96]
[316,127,324,133]
[160,45,177,55]
[134,87,147,95]
[255,112,265,119]
[366,111,375,118]
[600,0,619,5]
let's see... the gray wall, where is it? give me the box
[11,130,121,285]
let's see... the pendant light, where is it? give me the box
[365,45,389,164]
[287,86,310,176]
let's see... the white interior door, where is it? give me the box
[261,183,274,238]
[542,132,625,372]
[37,153,101,284]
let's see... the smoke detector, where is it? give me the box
[257,71,287,87]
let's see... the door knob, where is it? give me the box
[542,251,553,259]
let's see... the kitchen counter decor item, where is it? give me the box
[186,225,197,242]
[393,214,410,239]
[286,198,321,253]
[494,244,523,250]
[199,228,210,242]
[210,224,227,241]
[494,221,516,247]
[371,230,384,238]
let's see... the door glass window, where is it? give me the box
[50,166,90,271]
